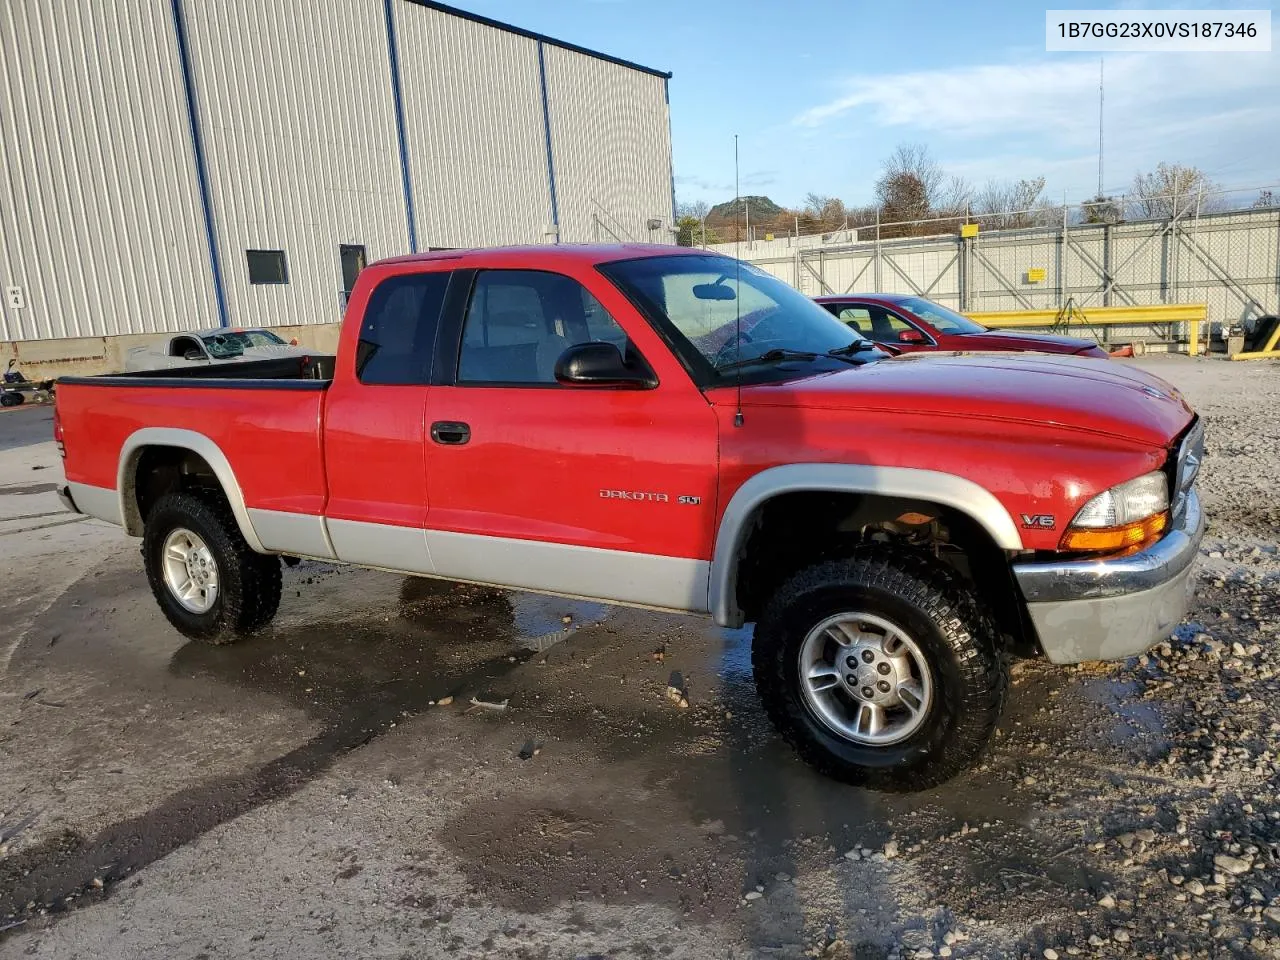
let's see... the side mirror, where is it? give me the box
[554,342,656,388]
[183,348,205,361]
[897,329,926,344]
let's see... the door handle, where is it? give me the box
[430,420,471,445]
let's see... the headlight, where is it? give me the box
[1060,471,1169,551]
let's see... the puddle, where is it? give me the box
[510,594,611,652]
[1080,677,1169,754]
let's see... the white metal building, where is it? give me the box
[0,0,676,342]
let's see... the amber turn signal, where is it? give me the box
[1060,511,1169,552]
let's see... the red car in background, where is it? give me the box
[815,294,1109,358]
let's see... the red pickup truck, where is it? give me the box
[55,244,1204,791]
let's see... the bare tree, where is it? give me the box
[1129,162,1218,219]
[875,144,946,234]
[877,172,931,235]
[802,193,832,216]
[936,175,973,218]
[877,144,944,208]
[676,200,710,221]
[802,193,848,232]
[1253,189,1276,209]
[973,177,1053,229]
[844,204,879,229]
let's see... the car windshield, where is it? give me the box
[896,297,987,335]
[201,330,286,359]
[600,254,878,381]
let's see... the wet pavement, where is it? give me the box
[1,357,1279,958]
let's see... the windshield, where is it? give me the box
[600,254,878,381]
[201,330,287,359]
[896,297,987,335]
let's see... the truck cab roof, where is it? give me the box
[375,243,714,269]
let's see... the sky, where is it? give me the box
[459,1,1279,210]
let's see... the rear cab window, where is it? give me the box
[357,271,451,384]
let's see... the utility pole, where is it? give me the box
[1097,58,1105,198]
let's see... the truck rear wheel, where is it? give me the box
[142,491,281,643]
[752,546,1006,791]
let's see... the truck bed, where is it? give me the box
[60,353,336,385]
[58,355,335,525]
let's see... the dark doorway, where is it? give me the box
[340,244,368,303]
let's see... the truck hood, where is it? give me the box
[956,330,1098,353]
[732,353,1194,447]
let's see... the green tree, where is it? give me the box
[675,214,719,247]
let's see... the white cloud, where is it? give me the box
[791,52,1280,196]
[796,53,1272,137]
[798,56,1269,181]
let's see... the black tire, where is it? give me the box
[142,491,281,643]
[752,546,1006,791]
[0,393,20,407]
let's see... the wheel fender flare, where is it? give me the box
[117,427,266,553]
[709,463,1024,627]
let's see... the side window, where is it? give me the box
[458,270,632,385]
[836,306,873,337]
[864,306,916,342]
[169,336,203,358]
[246,249,288,285]
[583,291,627,348]
[357,271,450,385]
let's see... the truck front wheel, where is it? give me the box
[142,491,281,643]
[752,547,1006,791]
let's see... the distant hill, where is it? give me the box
[706,195,783,227]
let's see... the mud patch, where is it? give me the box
[442,788,747,918]
[0,566,557,933]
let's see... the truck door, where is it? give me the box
[322,267,452,572]
[423,268,719,613]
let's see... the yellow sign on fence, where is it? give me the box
[960,223,979,238]
[1026,267,1046,283]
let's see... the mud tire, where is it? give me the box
[142,491,281,644]
[752,546,1006,791]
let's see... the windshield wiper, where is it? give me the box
[826,339,880,358]
[716,348,820,373]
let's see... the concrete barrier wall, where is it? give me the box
[0,324,342,381]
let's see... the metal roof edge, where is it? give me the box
[401,0,673,79]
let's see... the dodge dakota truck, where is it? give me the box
[55,244,1205,791]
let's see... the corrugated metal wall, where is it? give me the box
[181,0,408,330]
[394,4,554,248]
[0,1,217,342]
[1,0,676,341]
[543,46,675,245]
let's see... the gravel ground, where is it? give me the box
[0,355,1277,959]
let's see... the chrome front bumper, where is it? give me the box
[1012,489,1204,664]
